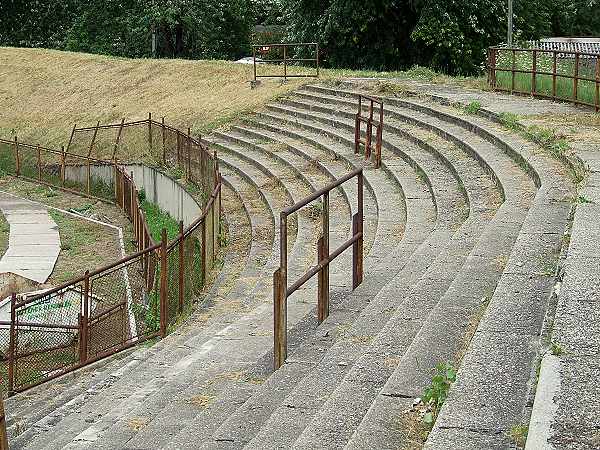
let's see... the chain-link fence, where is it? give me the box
[0,117,222,397]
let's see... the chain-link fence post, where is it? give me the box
[148,112,153,156]
[160,229,168,338]
[8,293,16,395]
[178,221,184,314]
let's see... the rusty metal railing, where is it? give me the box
[487,46,600,111]
[273,168,364,369]
[252,43,319,82]
[355,95,384,169]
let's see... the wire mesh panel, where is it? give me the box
[13,287,82,391]
[0,140,17,175]
[0,323,11,395]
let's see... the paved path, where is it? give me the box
[0,192,61,283]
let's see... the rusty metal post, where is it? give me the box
[176,132,181,167]
[253,46,257,81]
[80,271,90,364]
[574,52,580,103]
[273,268,286,369]
[552,51,557,100]
[283,45,287,82]
[8,293,16,395]
[66,123,77,153]
[162,117,166,164]
[113,162,118,204]
[531,49,537,95]
[376,102,384,169]
[274,212,288,369]
[36,144,42,181]
[187,128,192,181]
[160,228,168,338]
[353,172,364,289]
[0,390,8,450]
[60,146,66,187]
[201,218,207,284]
[148,112,153,156]
[511,49,516,93]
[130,171,135,223]
[178,221,184,314]
[318,193,330,323]
[595,57,600,112]
[354,96,362,155]
[316,43,320,78]
[13,136,19,176]
[112,118,125,161]
[491,48,497,88]
[365,119,373,161]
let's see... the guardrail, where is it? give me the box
[273,168,364,369]
[355,95,384,169]
[252,42,320,82]
[487,46,600,111]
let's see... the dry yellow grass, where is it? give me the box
[0,47,307,148]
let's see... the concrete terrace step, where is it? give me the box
[8,175,265,448]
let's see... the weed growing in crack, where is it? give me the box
[509,424,528,448]
[551,342,564,356]
[421,362,456,428]
[575,194,593,204]
[464,101,482,115]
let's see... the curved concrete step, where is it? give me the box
[12,159,289,450]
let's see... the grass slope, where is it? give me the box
[0,47,484,150]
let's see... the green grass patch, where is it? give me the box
[139,199,179,242]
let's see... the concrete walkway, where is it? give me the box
[0,192,61,283]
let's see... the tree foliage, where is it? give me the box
[0,0,597,74]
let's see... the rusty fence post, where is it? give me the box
[316,42,320,78]
[112,118,125,161]
[113,162,118,204]
[353,171,364,289]
[13,136,19,176]
[178,221,184,314]
[595,57,600,112]
[201,217,207,284]
[8,293,16,395]
[162,117,166,164]
[273,268,286,370]
[511,49,516,93]
[574,52,580,103]
[0,389,8,450]
[253,46,257,82]
[36,144,42,181]
[176,132,181,167]
[552,51,558,100]
[354,96,362,155]
[160,228,168,338]
[274,212,288,369]
[531,49,537,96]
[148,112,153,156]
[80,271,90,364]
[283,45,287,82]
[491,48,497,89]
[60,146,66,187]
[318,192,330,323]
[376,102,384,169]
[187,128,192,181]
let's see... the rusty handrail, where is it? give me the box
[355,95,384,168]
[252,42,319,82]
[487,46,600,111]
[273,168,364,369]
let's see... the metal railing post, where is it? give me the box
[318,192,330,323]
[36,144,42,181]
[80,271,90,364]
[0,388,8,450]
[595,57,600,112]
[353,171,364,289]
[531,49,537,95]
[273,268,286,369]
[148,112,153,156]
[13,136,19,176]
[511,49,516,93]
[355,96,362,155]
[201,218,207,284]
[162,117,166,164]
[160,228,168,338]
[60,146,66,187]
[552,51,557,100]
[178,221,185,314]
[8,293,16,395]
[253,46,257,81]
[316,43,320,78]
[574,52,580,103]
[283,45,287,82]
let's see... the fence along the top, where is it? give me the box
[0,119,222,395]
[273,168,364,369]
[253,42,319,81]
[526,39,600,56]
[487,46,600,111]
